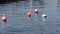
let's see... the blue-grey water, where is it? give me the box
[0,0,60,34]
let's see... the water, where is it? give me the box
[0,0,60,34]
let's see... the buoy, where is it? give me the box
[34,9,39,15]
[2,14,7,24]
[41,14,47,21]
[27,12,31,18]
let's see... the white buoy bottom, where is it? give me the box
[42,14,47,21]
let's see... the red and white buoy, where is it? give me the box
[2,14,7,24]
[27,12,31,18]
[34,9,39,15]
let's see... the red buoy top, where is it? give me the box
[27,12,31,18]
[2,14,7,24]
[34,9,39,15]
